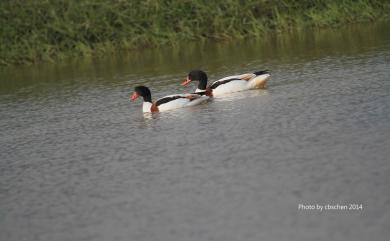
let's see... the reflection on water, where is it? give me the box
[1,22,390,241]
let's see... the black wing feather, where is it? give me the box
[156,95,202,106]
[210,78,241,90]
[156,96,185,106]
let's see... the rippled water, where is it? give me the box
[1,22,390,241]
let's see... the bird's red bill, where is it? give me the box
[181,78,192,86]
[130,92,139,101]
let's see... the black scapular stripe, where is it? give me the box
[155,95,199,106]
[191,91,206,96]
[210,78,241,90]
[156,96,185,106]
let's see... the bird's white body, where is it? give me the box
[142,94,209,113]
[209,73,270,97]
[157,95,209,112]
[132,86,209,113]
[142,102,153,112]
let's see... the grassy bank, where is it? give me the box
[1,0,389,66]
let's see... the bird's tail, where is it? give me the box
[253,70,269,76]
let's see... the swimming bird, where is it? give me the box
[181,70,270,97]
[130,86,209,113]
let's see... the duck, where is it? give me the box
[181,70,270,97]
[130,86,209,113]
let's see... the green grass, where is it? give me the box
[1,0,389,66]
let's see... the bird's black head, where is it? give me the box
[131,86,152,102]
[182,70,208,90]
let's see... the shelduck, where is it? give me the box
[130,86,209,113]
[181,70,270,97]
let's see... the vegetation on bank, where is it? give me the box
[1,0,389,66]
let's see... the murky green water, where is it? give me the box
[1,22,390,241]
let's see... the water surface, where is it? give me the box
[1,22,390,241]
